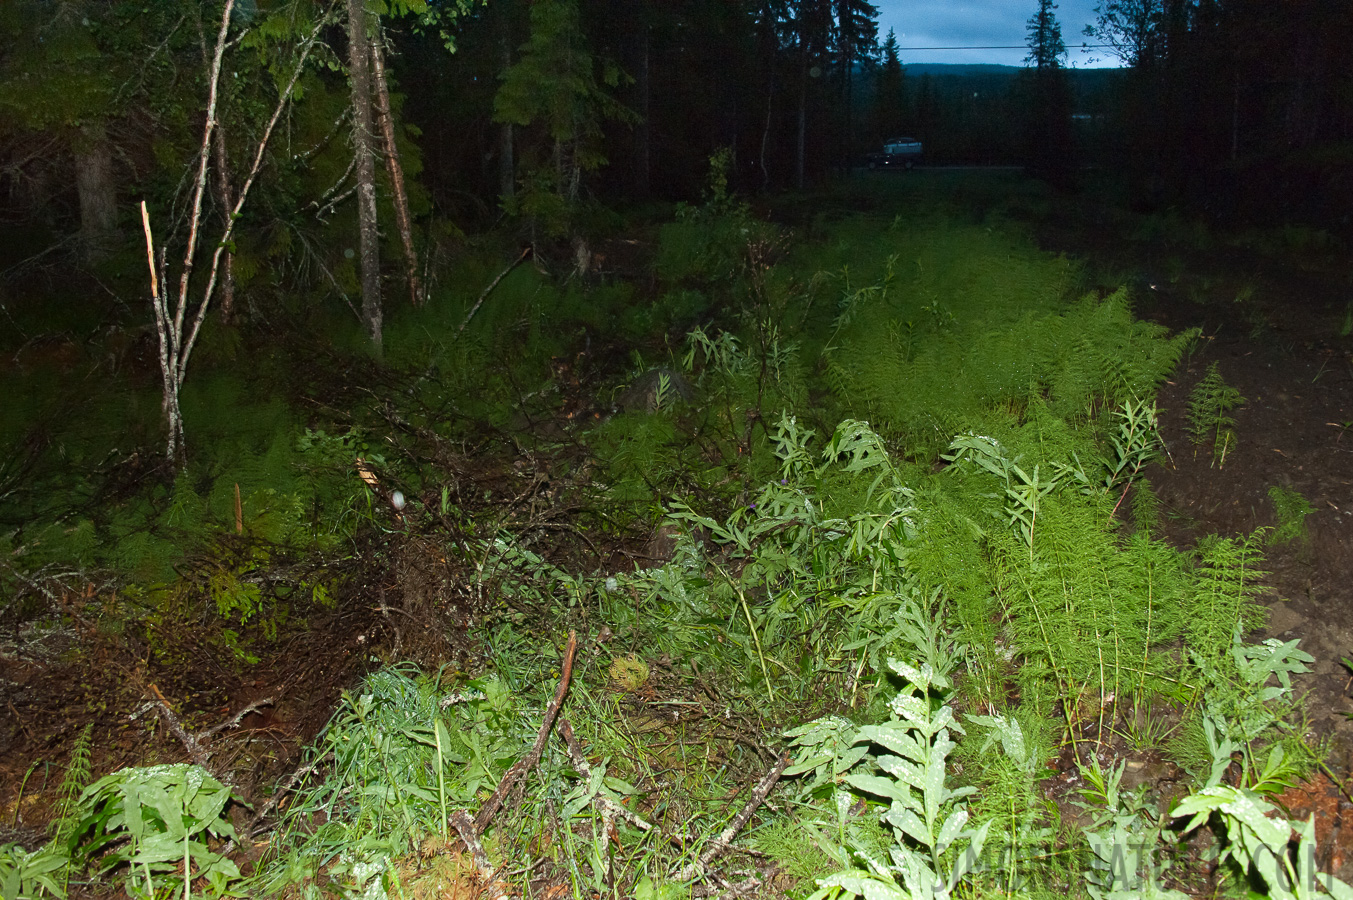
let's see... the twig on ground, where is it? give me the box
[472,630,578,833]
[694,875,768,898]
[237,750,333,847]
[673,754,790,882]
[201,695,275,738]
[459,247,531,334]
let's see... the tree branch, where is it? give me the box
[472,630,578,833]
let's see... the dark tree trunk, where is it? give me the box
[497,11,515,200]
[844,58,853,172]
[633,22,650,198]
[760,74,773,190]
[797,61,807,190]
[347,0,382,354]
[74,129,118,262]
[211,121,237,324]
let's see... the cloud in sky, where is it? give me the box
[874,0,1118,68]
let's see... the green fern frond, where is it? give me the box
[1267,485,1314,546]
[1186,532,1269,661]
[1186,362,1245,466]
[51,723,93,846]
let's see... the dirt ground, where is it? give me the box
[1035,211,1353,876]
[1048,228,1353,744]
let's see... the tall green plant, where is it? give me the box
[1268,485,1315,546]
[257,667,529,898]
[0,843,68,900]
[1172,714,1350,900]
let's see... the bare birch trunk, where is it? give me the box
[195,7,238,325]
[370,27,422,307]
[348,0,382,355]
[148,2,326,466]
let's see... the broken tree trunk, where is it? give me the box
[370,26,422,308]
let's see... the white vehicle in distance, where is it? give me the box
[865,137,923,170]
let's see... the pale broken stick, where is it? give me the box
[450,810,510,900]
[459,246,532,335]
[445,632,578,897]
[673,754,790,882]
[558,718,659,835]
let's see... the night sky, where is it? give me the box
[874,0,1118,68]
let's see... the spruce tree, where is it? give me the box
[1023,0,1074,185]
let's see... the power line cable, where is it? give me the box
[895,44,1114,50]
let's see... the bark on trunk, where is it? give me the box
[370,27,422,307]
[760,74,773,190]
[75,130,119,263]
[498,13,516,200]
[347,0,382,355]
[633,22,650,198]
[796,63,807,191]
[212,121,237,324]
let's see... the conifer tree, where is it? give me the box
[1023,0,1074,185]
[871,29,908,144]
[493,0,633,239]
[833,0,878,166]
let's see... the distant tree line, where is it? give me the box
[1,0,1350,289]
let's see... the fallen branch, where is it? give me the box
[673,754,790,882]
[142,684,275,790]
[201,695,275,739]
[694,875,768,898]
[472,630,578,833]
[458,246,531,335]
[145,683,211,770]
[237,750,331,847]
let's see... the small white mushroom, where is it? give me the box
[390,490,406,511]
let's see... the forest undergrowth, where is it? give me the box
[1,172,1344,899]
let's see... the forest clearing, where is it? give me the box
[3,0,1353,897]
